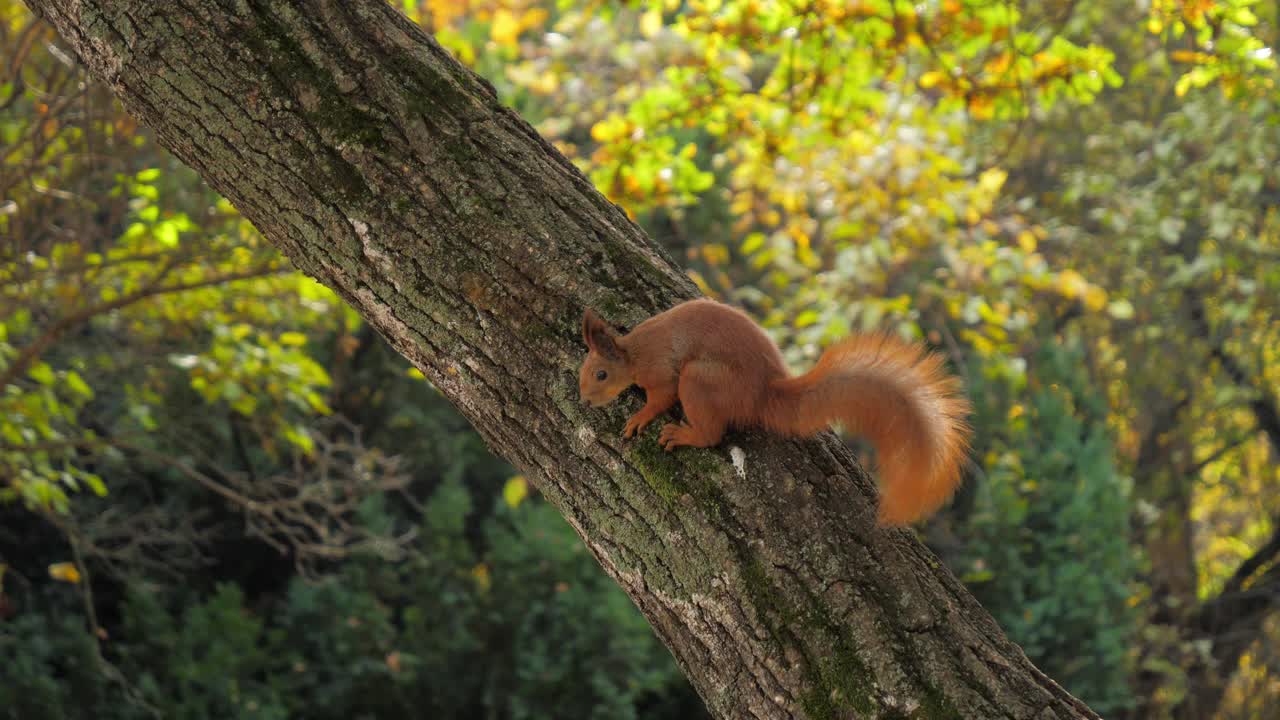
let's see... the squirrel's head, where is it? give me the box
[579,308,634,407]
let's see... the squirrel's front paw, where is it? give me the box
[658,423,690,451]
[623,413,650,439]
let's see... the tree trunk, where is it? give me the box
[22,1,1102,717]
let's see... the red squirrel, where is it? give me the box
[578,299,971,526]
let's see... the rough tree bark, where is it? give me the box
[22,1,1103,717]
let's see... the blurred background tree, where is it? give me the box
[1,0,1276,718]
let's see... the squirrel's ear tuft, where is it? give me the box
[582,308,602,346]
[582,308,623,360]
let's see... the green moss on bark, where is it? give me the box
[625,439,730,522]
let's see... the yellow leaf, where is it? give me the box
[471,563,491,592]
[279,331,307,346]
[49,562,81,584]
[427,0,468,28]
[1016,230,1038,253]
[702,243,730,266]
[918,71,946,89]
[531,70,559,95]
[590,114,629,143]
[640,8,663,38]
[977,167,1007,196]
[893,144,919,167]
[984,52,1012,75]
[1171,49,1209,64]
[503,475,528,508]
[1183,0,1212,24]
[797,244,819,269]
[1055,269,1088,299]
[490,9,520,47]
[523,8,548,28]
[967,94,995,120]
[786,224,810,249]
[1083,286,1108,311]
[687,270,713,294]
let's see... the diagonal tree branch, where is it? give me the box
[1174,520,1280,719]
[1183,258,1280,457]
[1217,522,1280,602]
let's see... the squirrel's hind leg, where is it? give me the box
[659,361,730,451]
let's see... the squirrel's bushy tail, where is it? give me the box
[765,333,971,526]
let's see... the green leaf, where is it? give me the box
[64,371,94,400]
[503,476,529,508]
[156,221,180,247]
[122,222,147,241]
[29,362,56,386]
[1106,300,1135,320]
[794,310,819,328]
[283,424,314,454]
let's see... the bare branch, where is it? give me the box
[119,417,415,579]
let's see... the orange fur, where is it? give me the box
[579,299,972,526]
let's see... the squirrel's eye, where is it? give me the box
[595,370,608,381]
